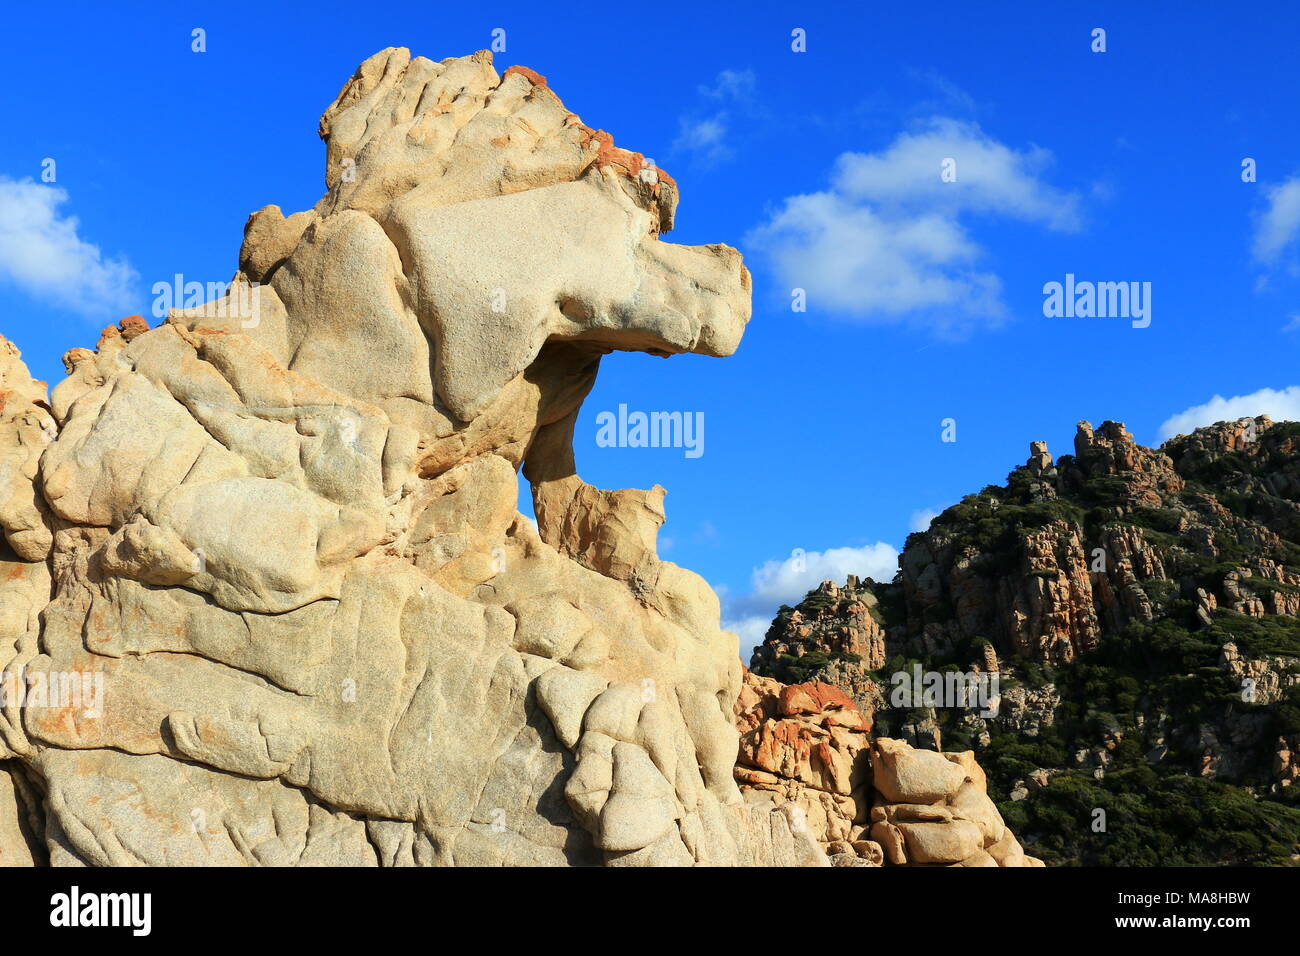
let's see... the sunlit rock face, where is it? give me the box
[0,48,837,867]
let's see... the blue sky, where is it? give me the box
[3,1,1300,651]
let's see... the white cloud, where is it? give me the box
[672,69,757,167]
[1158,386,1300,441]
[746,118,1080,333]
[748,191,1002,326]
[832,119,1081,229]
[672,117,730,163]
[724,614,779,658]
[906,68,978,115]
[699,68,756,101]
[909,508,941,532]
[1252,177,1300,264]
[0,177,137,317]
[721,542,899,659]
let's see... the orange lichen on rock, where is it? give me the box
[118,315,149,342]
[95,326,121,350]
[503,64,548,88]
[779,682,870,731]
[583,128,645,178]
[60,348,95,374]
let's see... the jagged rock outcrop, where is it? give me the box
[0,48,838,867]
[891,427,1176,666]
[732,671,1040,866]
[753,577,889,675]
[761,419,1300,677]
[1220,641,1300,705]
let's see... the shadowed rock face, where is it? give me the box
[0,49,828,867]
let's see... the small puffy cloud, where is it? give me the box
[909,508,942,532]
[746,118,1080,334]
[740,543,900,613]
[721,542,899,658]
[0,176,137,317]
[1252,177,1300,264]
[672,68,757,167]
[699,68,756,101]
[725,614,780,658]
[831,118,1081,230]
[1158,386,1300,441]
[748,189,1003,329]
[907,69,978,114]
[672,117,730,163]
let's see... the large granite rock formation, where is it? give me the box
[0,48,832,867]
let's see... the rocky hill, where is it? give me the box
[751,418,1300,865]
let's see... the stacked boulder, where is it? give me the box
[866,738,1042,867]
[734,671,1042,866]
